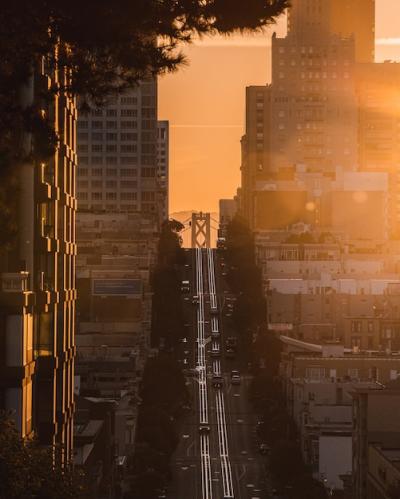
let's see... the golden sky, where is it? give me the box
[159,0,400,215]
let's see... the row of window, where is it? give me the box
[78,132,139,141]
[278,58,351,67]
[78,191,156,201]
[89,192,138,200]
[80,157,137,166]
[278,71,350,80]
[78,180,137,188]
[80,203,137,211]
[277,45,351,56]
[78,167,156,177]
[80,168,136,176]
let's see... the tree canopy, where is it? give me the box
[0,414,90,499]
[1,0,289,104]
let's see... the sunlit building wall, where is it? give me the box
[0,54,77,462]
[270,31,358,175]
[356,62,400,238]
[288,0,375,63]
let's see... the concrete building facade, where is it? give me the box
[0,53,77,461]
[77,80,161,216]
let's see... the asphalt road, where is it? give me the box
[168,248,268,499]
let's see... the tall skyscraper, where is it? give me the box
[0,55,77,462]
[157,120,169,221]
[288,0,375,63]
[240,0,379,231]
[77,79,160,216]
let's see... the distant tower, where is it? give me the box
[191,212,211,248]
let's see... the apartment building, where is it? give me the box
[77,80,162,216]
[0,55,77,461]
[352,383,400,499]
[290,378,379,491]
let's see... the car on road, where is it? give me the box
[210,344,220,357]
[198,424,210,435]
[211,331,220,339]
[259,443,271,455]
[230,370,241,385]
[225,348,235,359]
[181,280,190,293]
[191,295,199,305]
[212,374,223,388]
[210,308,218,315]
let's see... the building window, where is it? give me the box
[120,96,137,105]
[142,191,155,201]
[120,133,137,141]
[121,109,137,117]
[79,168,88,176]
[120,157,137,165]
[121,121,137,129]
[92,157,103,165]
[351,321,362,333]
[106,168,117,176]
[106,181,117,188]
[79,157,88,165]
[121,145,137,153]
[92,144,102,152]
[106,145,117,152]
[120,180,137,188]
[106,133,117,141]
[91,132,103,141]
[121,192,137,200]
[106,109,117,117]
[78,121,88,129]
[120,168,136,177]
[106,157,117,165]
[106,121,117,129]
[78,133,88,141]
[92,121,103,129]
[92,192,103,200]
[78,192,88,200]
[78,181,88,188]
[91,109,103,116]
[91,180,102,188]
[92,168,103,176]
[121,204,136,211]
[141,167,156,177]
[106,192,117,200]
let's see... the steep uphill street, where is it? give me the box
[168,249,267,499]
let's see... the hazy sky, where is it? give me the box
[159,0,400,214]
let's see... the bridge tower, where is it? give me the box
[191,212,211,248]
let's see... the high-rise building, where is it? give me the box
[356,61,400,237]
[240,85,271,223]
[287,0,375,63]
[0,55,77,462]
[77,79,159,216]
[240,0,379,233]
[270,24,358,175]
[157,120,169,221]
